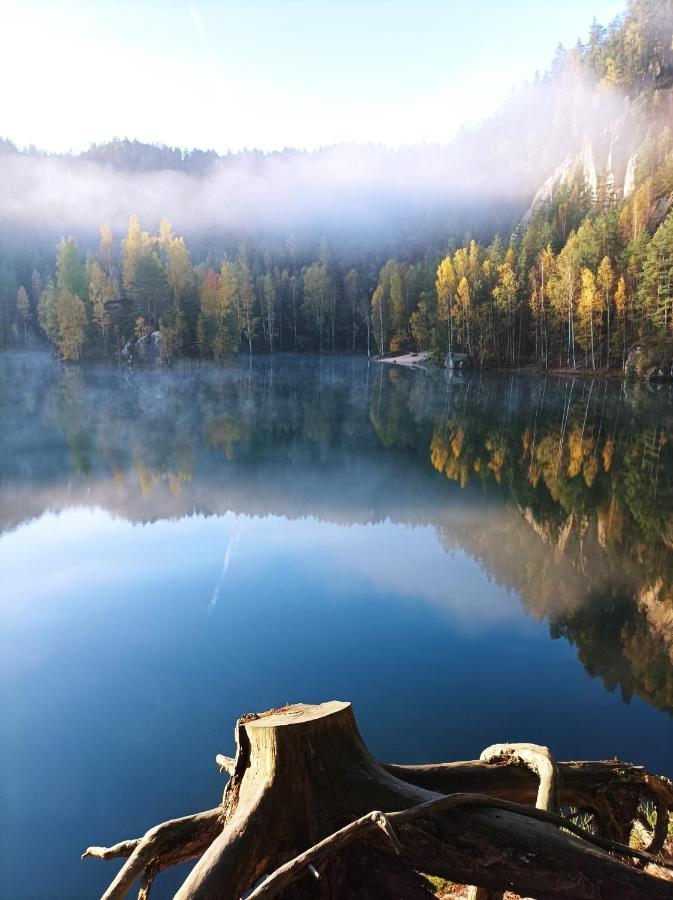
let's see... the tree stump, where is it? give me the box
[84,701,673,900]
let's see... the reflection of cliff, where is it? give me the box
[1,353,672,714]
[422,373,673,713]
[427,375,673,576]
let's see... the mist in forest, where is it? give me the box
[0,69,631,240]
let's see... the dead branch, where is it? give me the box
[215,753,235,775]
[83,839,141,861]
[479,742,559,813]
[83,808,221,900]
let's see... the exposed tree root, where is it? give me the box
[83,808,221,900]
[83,701,673,900]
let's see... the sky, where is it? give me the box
[0,0,626,153]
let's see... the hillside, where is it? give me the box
[0,0,672,365]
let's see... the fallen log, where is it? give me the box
[84,700,673,899]
[385,757,672,848]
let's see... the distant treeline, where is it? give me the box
[1,0,672,366]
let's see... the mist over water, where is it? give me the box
[0,354,672,898]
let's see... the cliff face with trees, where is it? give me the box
[1,0,672,365]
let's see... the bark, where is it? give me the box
[84,701,673,900]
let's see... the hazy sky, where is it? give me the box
[1,0,626,153]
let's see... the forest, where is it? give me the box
[1,0,672,368]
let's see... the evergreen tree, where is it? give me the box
[640,211,673,337]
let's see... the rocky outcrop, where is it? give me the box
[625,346,673,380]
[521,108,645,226]
[624,346,645,378]
[121,330,162,363]
[445,352,472,369]
[623,151,638,198]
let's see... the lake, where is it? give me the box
[1,352,672,899]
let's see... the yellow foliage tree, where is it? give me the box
[56,290,87,361]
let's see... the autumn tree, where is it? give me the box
[87,259,117,353]
[577,267,598,368]
[597,256,614,365]
[493,249,516,363]
[121,214,149,295]
[614,275,628,366]
[410,299,434,353]
[528,245,555,368]
[56,290,87,361]
[436,255,456,353]
[550,231,580,367]
[199,263,239,358]
[371,283,388,354]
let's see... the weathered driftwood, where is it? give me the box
[83,701,673,900]
[465,745,560,900]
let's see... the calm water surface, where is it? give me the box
[1,352,672,899]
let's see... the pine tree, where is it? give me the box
[640,211,673,337]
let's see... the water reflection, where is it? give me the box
[2,352,673,899]
[1,352,672,717]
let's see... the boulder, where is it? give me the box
[624,346,644,378]
[445,352,473,370]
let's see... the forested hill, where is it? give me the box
[1,0,672,365]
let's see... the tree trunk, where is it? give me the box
[85,701,673,900]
